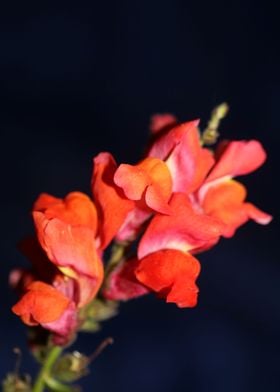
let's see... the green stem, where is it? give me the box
[33,346,63,392]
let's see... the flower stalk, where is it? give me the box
[33,346,63,392]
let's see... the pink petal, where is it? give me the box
[116,206,152,242]
[103,258,149,301]
[43,302,77,345]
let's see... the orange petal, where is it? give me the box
[244,202,272,225]
[201,180,272,237]
[92,152,135,248]
[135,249,200,308]
[114,157,172,214]
[34,192,98,234]
[12,281,70,325]
[33,213,103,285]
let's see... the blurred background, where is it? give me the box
[0,1,279,391]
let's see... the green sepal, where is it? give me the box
[79,318,100,333]
[79,299,118,332]
[53,351,89,383]
[2,373,32,392]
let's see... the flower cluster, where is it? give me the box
[11,112,272,345]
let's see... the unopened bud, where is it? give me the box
[201,102,229,145]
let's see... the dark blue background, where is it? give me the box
[1,1,279,391]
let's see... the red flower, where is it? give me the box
[196,140,272,236]
[32,192,104,307]
[12,281,77,342]
[130,122,272,307]
[12,113,273,321]
[148,120,272,236]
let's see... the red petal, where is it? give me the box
[92,152,135,248]
[34,192,98,233]
[135,249,200,308]
[12,281,71,325]
[75,274,104,307]
[138,193,224,258]
[148,120,214,193]
[206,140,267,182]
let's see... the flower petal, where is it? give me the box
[201,180,272,237]
[103,258,149,301]
[149,113,177,134]
[12,281,71,325]
[244,202,273,225]
[148,120,214,193]
[92,152,135,248]
[114,157,172,214]
[206,140,267,183]
[42,302,77,345]
[116,207,152,242]
[138,193,224,259]
[32,213,104,304]
[34,192,98,233]
[135,249,200,308]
